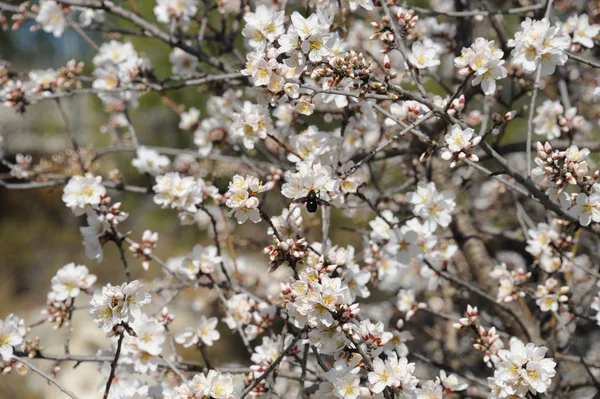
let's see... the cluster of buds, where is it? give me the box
[487,110,518,136]
[490,263,531,303]
[97,197,129,227]
[473,326,502,366]
[9,153,33,179]
[0,61,13,85]
[446,95,465,117]
[328,51,372,81]
[339,303,361,323]
[48,147,96,175]
[1,357,29,375]
[5,2,27,31]
[440,124,482,168]
[535,278,570,312]
[42,297,74,329]
[0,80,27,113]
[452,305,479,329]
[311,51,375,95]
[55,59,85,90]
[370,8,418,46]
[263,237,308,272]
[532,142,598,197]
[558,107,588,134]
[128,230,158,270]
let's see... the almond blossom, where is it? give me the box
[508,18,570,76]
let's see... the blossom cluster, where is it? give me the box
[153,172,219,224]
[89,280,151,336]
[1,1,598,398]
[508,18,570,76]
[489,340,556,397]
[455,37,507,95]
[225,174,270,224]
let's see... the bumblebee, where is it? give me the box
[293,190,331,213]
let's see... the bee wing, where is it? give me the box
[316,199,331,207]
[293,197,308,204]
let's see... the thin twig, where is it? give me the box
[103,333,125,399]
[241,332,305,398]
[14,356,80,399]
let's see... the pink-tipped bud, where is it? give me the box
[504,110,517,121]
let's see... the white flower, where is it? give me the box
[90,280,151,334]
[242,5,285,49]
[62,173,106,216]
[564,14,600,49]
[131,147,170,176]
[494,339,556,395]
[122,314,166,373]
[230,101,273,150]
[94,40,138,68]
[77,7,104,27]
[224,174,269,224]
[384,101,428,125]
[278,12,332,63]
[0,314,25,362]
[369,210,399,241]
[91,41,144,99]
[29,69,57,93]
[508,18,570,76]
[194,117,224,156]
[209,371,235,398]
[570,192,600,226]
[51,263,97,301]
[405,181,456,231]
[281,161,339,201]
[169,48,198,78]
[179,107,200,130]
[408,41,441,69]
[80,211,109,263]
[368,352,418,395]
[175,316,220,348]
[455,38,507,95]
[445,124,474,152]
[438,370,468,392]
[153,172,206,214]
[396,289,416,313]
[175,371,236,398]
[334,374,361,399]
[533,100,564,140]
[180,244,222,278]
[36,1,66,38]
[222,293,253,330]
[347,0,374,11]
[368,357,396,393]
[416,380,443,399]
[154,0,198,28]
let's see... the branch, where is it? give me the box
[14,356,79,399]
[54,0,235,73]
[103,332,125,399]
[568,52,600,69]
[241,331,304,398]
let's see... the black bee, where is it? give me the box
[293,190,331,213]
